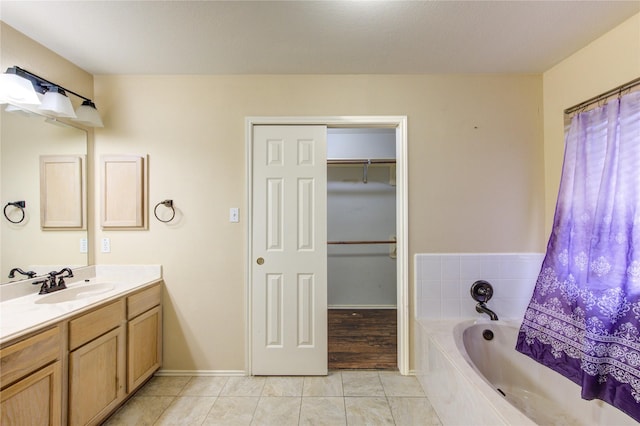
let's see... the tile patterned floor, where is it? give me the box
[103,370,442,425]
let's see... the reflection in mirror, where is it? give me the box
[1,108,88,283]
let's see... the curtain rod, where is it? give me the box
[564,76,640,115]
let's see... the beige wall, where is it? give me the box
[93,74,545,371]
[542,13,640,233]
[2,19,551,372]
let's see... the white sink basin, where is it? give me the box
[34,283,115,304]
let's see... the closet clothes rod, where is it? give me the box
[327,159,396,165]
[328,240,396,245]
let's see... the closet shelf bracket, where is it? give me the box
[363,159,370,183]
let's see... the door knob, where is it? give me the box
[256,257,264,265]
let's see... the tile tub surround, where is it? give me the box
[415,253,544,319]
[103,371,442,426]
[0,264,162,343]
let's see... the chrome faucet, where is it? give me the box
[475,302,499,321]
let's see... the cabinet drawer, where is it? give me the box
[0,326,61,388]
[69,300,125,351]
[127,284,161,320]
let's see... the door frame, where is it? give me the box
[245,116,409,375]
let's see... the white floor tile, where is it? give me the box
[154,396,216,425]
[134,376,191,397]
[180,376,229,397]
[379,371,425,397]
[103,371,442,425]
[262,376,304,396]
[344,396,395,425]
[341,371,385,397]
[299,397,346,426]
[203,396,259,426]
[220,376,266,396]
[252,397,301,426]
[302,371,343,396]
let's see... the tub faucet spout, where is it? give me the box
[476,302,499,320]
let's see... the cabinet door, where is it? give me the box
[0,361,62,426]
[68,326,125,426]
[128,306,162,392]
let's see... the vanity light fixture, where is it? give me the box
[0,66,104,127]
[0,69,41,105]
[4,104,40,117]
[74,100,104,127]
[38,85,77,118]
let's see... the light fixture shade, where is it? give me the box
[38,86,76,118]
[4,104,41,117]
[74,100,104,127]
[0,72,41,105]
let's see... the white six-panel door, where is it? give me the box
[251,125,328,375]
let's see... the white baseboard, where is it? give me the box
[157,369,414,377]
[156,369,247,377]
[328,304,397,310]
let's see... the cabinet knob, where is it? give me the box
[256,257,264,265]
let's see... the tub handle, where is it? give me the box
[470,280,494,303]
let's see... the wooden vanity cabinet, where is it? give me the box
[0,281,162,426]
[0,325,62,425]
[68,300,126,426]
[126,283,162,392]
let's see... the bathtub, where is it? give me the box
[415,319,636,425]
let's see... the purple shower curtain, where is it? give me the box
[517,90,640,421]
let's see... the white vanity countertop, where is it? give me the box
[0,265,162,345]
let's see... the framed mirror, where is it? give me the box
[1,108,88,283]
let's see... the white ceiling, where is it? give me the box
[1,1,639,75]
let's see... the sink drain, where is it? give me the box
[482,329,494,340]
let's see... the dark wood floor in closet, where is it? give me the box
[328,309,397,370]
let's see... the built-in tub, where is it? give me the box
[415,319,636,425]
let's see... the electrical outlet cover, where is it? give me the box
[101,237,111,253]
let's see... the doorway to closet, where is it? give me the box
[327,128,397,369]
[246,116,408,376]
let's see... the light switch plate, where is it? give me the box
[230,207,239,223]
